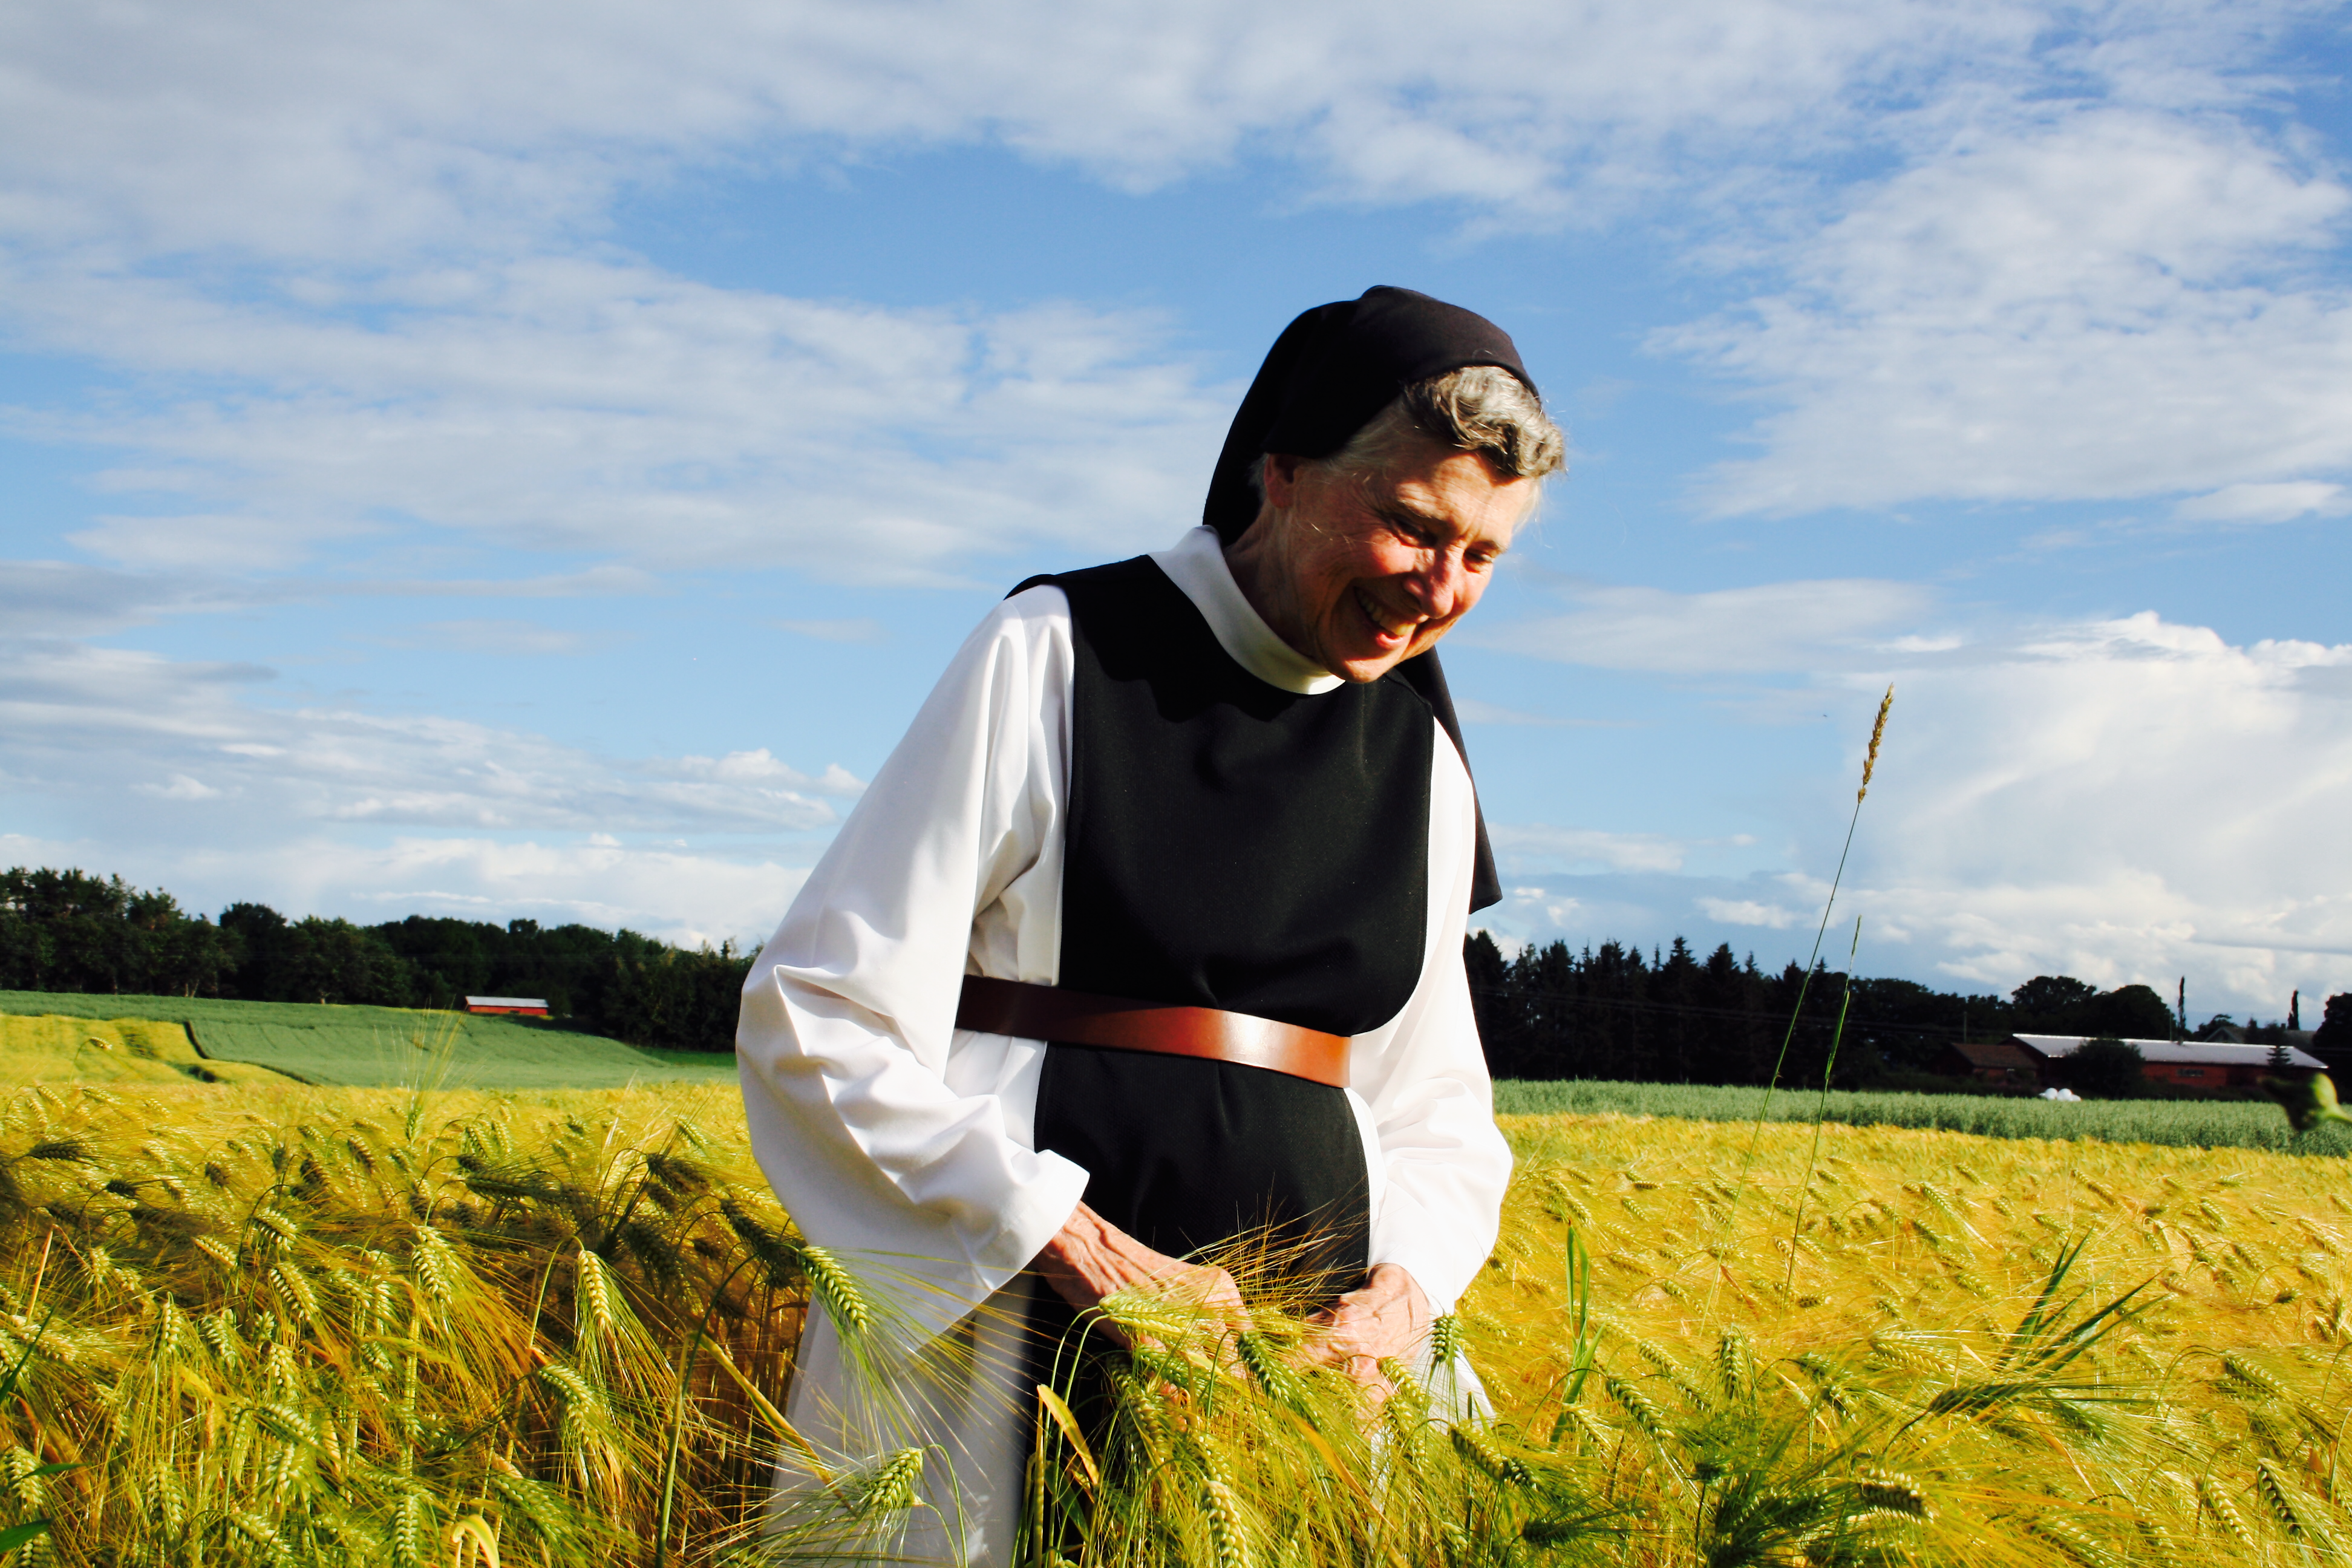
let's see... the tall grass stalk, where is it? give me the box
[1726,685,1893,1218]
[1785,916,1863,1295]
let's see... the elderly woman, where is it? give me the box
[737,286,1564,1565]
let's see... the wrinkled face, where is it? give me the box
[1232,439,1535,684]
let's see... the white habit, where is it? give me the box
[736,525,1512,1565]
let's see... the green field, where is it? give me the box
[0,988,739,1089]
[1494,1074,2350,1153]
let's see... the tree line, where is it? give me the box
[8,865,2339,1080]
[0,867,751,1054]
[1465,933,2207,1089]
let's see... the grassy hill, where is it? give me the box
[0,990,739,1089]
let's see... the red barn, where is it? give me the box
[2009,1034,2324,1090]
[465,996,549,1018]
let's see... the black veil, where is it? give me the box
[1204,286,1537,913]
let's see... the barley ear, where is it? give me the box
[853,1446,926,1520]
[1192,1433,1256,1568]
[1858,684,1893,801]
[393,1489,434,1568]
[799,1244,872,1339]
[2195,1476,2252,1545]
[576,1247,616,1345]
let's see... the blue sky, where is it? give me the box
[3,0,2348,1019]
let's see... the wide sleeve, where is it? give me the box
[735,588,1090,1343]
[1345,729,1514,1316]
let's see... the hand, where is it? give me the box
[1305,1263,1431,1391]
[1032,1203,1248,1351]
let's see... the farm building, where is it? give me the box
[464,995,549,1017]
[1930,1038,2043,1088]
[2010,1034,2324,1090]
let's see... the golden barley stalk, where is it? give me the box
[798,1243,872,1338]
[1858,683,1893,800]
[1192,1434,1256,1568]
[393,1489,433,1568]
[853,1446,925,1520]
[576,1247,616,1343]
[411,1223,460,1307]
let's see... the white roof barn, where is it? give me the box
[2012,1034,2327,1071]
[465,996,550,1015]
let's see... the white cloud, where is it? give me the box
[0,558,665,647]
[0,828,805,949]
[318,836,810,949]
[1697,896,1802,929]
[1502,886,1586,930]
[0,559,265,637]
[1831,612,2352,1009]
[2172,481,2351,524]
[1491,825,1687,873]
[1476,598,2352,1013]
[136,773,221,802]
[1,1,2337,586]
[667,751,864,797]
[0,0,2139,261]
[1673,108,2352,515]
[1479,578,1933,673]
[382,619,616,657]
[4,262,1231,581]
[0,638,854,836]
[66,512,383,574]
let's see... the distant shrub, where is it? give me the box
[2065,1036,2146,1099]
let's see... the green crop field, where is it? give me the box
[1494,1075,2352,1154]
[0,989,739,1089]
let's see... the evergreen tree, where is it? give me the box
[2313,994,2352,1076]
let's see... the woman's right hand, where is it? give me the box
[1032,1201,1247,1350]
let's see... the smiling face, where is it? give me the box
[1223,439,1537,684]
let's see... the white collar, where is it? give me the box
[1148,527,1344,696]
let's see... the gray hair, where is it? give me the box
[1256,365,1567,505]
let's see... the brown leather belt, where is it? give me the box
[954,975,1350,1089]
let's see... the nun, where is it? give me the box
[736,286,1564,1565]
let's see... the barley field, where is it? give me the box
[0,1076,2344,1565]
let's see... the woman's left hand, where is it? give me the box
[1304,1263,1431,1390]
